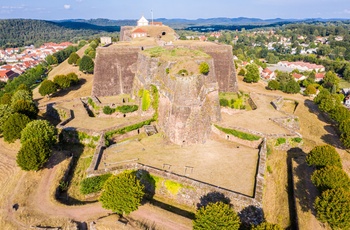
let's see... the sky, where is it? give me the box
[1,0,350,20]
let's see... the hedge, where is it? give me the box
[214,125,260,141]
[80,174,112,195]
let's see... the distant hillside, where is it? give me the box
[0,19,119,48]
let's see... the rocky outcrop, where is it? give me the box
[133,49,221,145]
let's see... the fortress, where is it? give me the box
[92,21,238,145]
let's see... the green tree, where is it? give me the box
[193,202,241,230]
[12,100,38,119]
[322,71,339,91]
[0,104,13,133]
[99,171,144,215]
[329,105,350,124]
[16,138,52,171]
[3,113,31,143]
[20,120,57,147]
[304,84,317,95]
[312,166,350,192]
[199,62,210,75]
[39,80,57,96]
[284,79,300,94]
[251,222,283,230]
[314,188,350,229]
[16,84,32,96]
[45,54,58,65]
[0,93,12,105]
[79,55,94,74]
[53,75,71,89]
[267,80,279,90]
[11,89,33,106]
[67,52,80,65]
[67,72,79,85]
[340,119,350,148]
[244,64,260,83]
[238,68,246,76]
[306,145,342,169]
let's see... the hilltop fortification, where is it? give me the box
[92,25,238,144]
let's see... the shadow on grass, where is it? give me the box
[52,79,87,98]
[287,147,319,230]
[55,142,98,205]
[148,199,195,220]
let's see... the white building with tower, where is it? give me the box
[137,16,149,26]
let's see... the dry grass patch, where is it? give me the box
[102,133,259,196]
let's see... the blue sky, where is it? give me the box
[1,0,350,20]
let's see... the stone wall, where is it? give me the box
[92,46,140,97]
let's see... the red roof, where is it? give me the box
[132,28,147,34]
[315,73,325,79]
[292,73,303,79]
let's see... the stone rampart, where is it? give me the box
[92,46,140,97]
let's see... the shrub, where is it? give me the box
[292,137,302,143]
[3,113,31,143]
[314,188,350,229]
[177,69,189,76]
[219,98,229,107]
[0,93,12,105]
[311,166,350,192]
[16,138,51,171]
[103,106,115,115]
[244,64,259,83]
[275,138,286,146]
[199,62,209,75]
[0,104,13,133]
[165,68,170,74]
[214,125,261,141]
[117,105,138,113]
[304,84,317,95]
[53,75,71,89]
[193,202,241,230]
[99,171,145,215]
[80,174,112,195]
[306,145,342,168]
[238,68,246,76]
[142,90,151,111]
[67,72,79,85]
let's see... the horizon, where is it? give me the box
[1,0,350,21]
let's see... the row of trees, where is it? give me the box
[38,73,79,97]
[314,86,350,148]
[306,145,350,229]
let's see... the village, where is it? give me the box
[0,42,72,82]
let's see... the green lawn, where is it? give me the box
[339,78,350,89]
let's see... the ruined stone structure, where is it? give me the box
[92,25,238,145]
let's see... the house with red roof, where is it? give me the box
[132,28,148,38]
[0,70,19,82]
[315,73,325,82]
[261,68,276,80]
[292,73,306,81]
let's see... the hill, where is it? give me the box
[0,19,119,48]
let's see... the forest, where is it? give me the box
[0,19,119,48]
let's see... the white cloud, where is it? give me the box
[344,9,350,14]
[63,4,71,10]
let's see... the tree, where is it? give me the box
[329,105,350,123]
[340,119,350,148]
[45,54,58,65]
[306,145,342,169]
[16,84,32,96]
[20,120,57,147]
[314,188,350,229]
[267,80,279,90]
[304,84,317,95]
[193,202,241,230]
[322,71,339,91]
[312,166,350,192]
[11,89,33,106]
[251,222,283,230]
[39,80,57,96]
[238,68,246,76]
[12,100,38,119]
[53,75,71,89]
[284,79,300,94]
[3,113,31,143]
[79,55,94,74]
[0,104,13,133]
[67,52,80,65]
[0,93,12,105]
[16,138,52,171]
[199,62,210,75]
[99,171,144,215]
[66,72,79,85]
[244,64,260,83]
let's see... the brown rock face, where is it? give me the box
[133,48,221,145]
